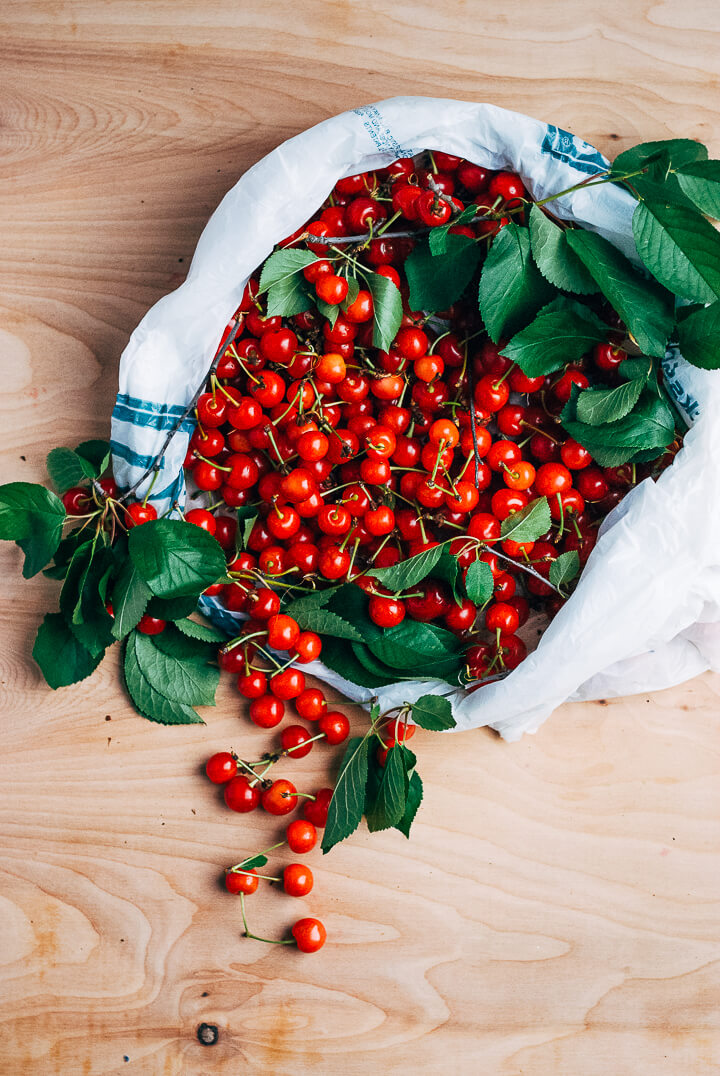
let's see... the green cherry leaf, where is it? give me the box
[174,617,226,642]
[564,228,675,357]
[367,620,461,671]
[366,270,404,352]
[46,447,97,492]
[548,550,581,588]
[128,518,226,600]
[410,694,456,731]
[258,249,318,317]
[132,628,219,707]
[464,559,494,604]
[676,300,720,370]
[124,632,204,725]
[75,439,111,475]
[283,599,363,642]
[499,497,552,544]
[432,551,463,604]
[428,205,478,254]
[574,379,645,426]
[59,542,116,657]
[561,392,676,466]
[499,298,609,378]
[611,138,707,175]
[319,637,393,689]
[110,559,151,640]
[32,612,104,689]
[675,160,720,219]
[632,201,720,303]
[341,276,361,309]
[321,736,371,853]
[365,744,409,832]
[257,248,318,292]
[528,206,598,295]
[394,771,424,838]
[0,482,67,578]
[478,221,554,343]
[405,235,482,313]
[315,294,340,326]
[236,853,268,871]
[265,277,314,318]
[367,542,445,591]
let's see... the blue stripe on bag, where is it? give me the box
[116,393,189,418]
[113,396,194,432]
[110,440,165,469]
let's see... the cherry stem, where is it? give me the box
[220,630,266,655]
[283,732,326,756]
[522,421,559,444]
[141,469,159,508]
[484,543,563,595]
[465,357,483,487]
[555,493,565,539]
[233,755,264,781]
[228,842,287,871]
[240,892,295,945]
[229,869,281,882]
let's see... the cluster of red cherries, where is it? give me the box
[200,711,415,952]
[173,151,658,683]
[118,150,675,949]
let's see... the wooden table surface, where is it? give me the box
[2,3,720,1073]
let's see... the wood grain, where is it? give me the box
[1,2,720,1072]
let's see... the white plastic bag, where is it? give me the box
[111,97,720,740]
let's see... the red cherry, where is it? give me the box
[318,711,350,745]
[286,819,317,853]
[576,467,610,502]
[344,289,374,323]
[237,670,268,699]
[205,752,237,784]
[535,462,572,497]
[416,190,453,227]
[125,501,157,527]
[266,614,300,651]
[445,599,477,634]
[487,171,526,207]
[280,725,315,759]
[368,594,405,628]
[405,580,451,622]
[316,274,349,305]
[485,601,521,635]
[249,695,284,728]
[594,342,627,371]
[62,486,91,515]
[395,326,429,359]
[302,788,333,827]
[292,917,326,953]
[224,775,261,813]
[185,508,217,534]
[295,687,327,721]
[225,868,259,895]
[261,779,299,816]
[283,863,314,897]
[292,631,323,664]
[474,373,510,412]
[196,392,226,427]
[270,668,306,701]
